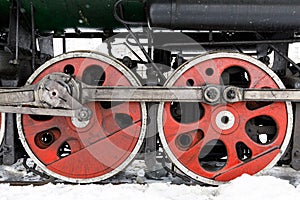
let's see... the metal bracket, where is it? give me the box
[0,73,91,120]
[291,103,300,170]
[1,79,19,165]
[144,70,166,180]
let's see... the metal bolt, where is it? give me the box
[207,88,218,100]
[77,107,92,121]
[204,86,220,103]
[80,110,88,119]
[226,89,236,100]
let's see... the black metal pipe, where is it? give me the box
[15,0,19,63]
[148,0,300,31]
[30,3,36,71]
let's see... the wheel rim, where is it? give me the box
[17,51,147,183]
[158,52,293,185]
[0,113,5,145]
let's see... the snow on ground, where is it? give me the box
[0,175,299,200]
[0,160,300,200]
[215,175,300,200]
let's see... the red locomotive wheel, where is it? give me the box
[158,52,293,185]
[17,52,146,183]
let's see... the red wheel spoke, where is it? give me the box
[46,134,75,162]
[51,133,75,152]
[167,128,227,178]
[198,106,214,132]
[242,103,285,121]
[217,131,269,170]
[218,134,241,169]
[176,141,205,173]
[163,103,212,141]
[241,134,276,156]
[236,119,283,156]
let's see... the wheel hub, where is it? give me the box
[211,105,240,135]
[214,110,235,132]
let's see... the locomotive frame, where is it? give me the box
[1,0,300,185]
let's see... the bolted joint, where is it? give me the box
[75,107,92,121]
[223,86,242,103]
[203,86,221,104]
[226,89,236,100]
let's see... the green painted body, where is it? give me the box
[0,0,10,29]
[0,0,145,32]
